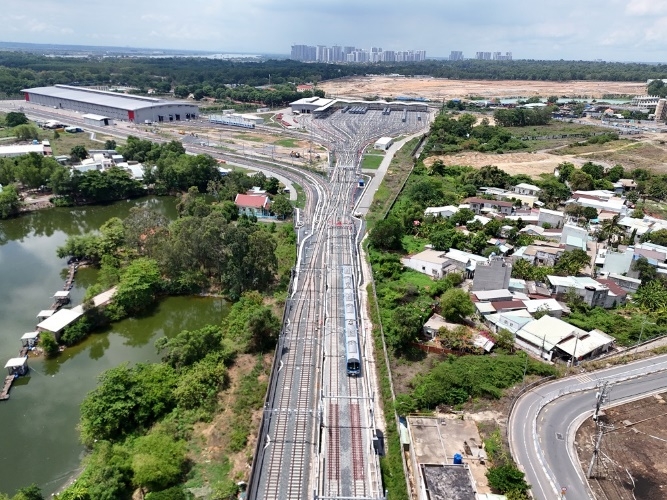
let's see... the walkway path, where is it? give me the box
[355,130,426,215]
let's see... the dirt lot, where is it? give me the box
[424,151,570,177]
[576,392,667,500]
[319,76,646,100]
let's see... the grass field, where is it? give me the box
[505,121,611,152]
[273,138,299,148]
[361,154,384,170]
[49,131,119,156]
[293,182,306,209]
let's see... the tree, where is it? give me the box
[449,208,475,226]
[79,363,177,445]
[634,280,667,312]
[5,111,28,127]
[569,170,594,191]
[494,329,515,352]
[598,214,624,247]
[110,258,163,317]
[646,229,667,246]
[12,485,44,500]
[70,145,88,162]
[40,332,59,357]
[104,139,117,150]
[132,432,187,492]
[439,288,475,323]
[271,195,293,219]
[581,162,604,180]
[369,217,404,251]
[632,256,658,285]
[555,249,590,276]
[0,184,21,219]
[486,464,530,495]
[386,304,425,349]
[13,124,39,141]
[511,258,534,280]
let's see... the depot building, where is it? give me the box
[22,85,199,124]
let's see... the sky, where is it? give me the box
[2,0,667,61]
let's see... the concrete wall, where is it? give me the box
[472,259,512,291]
[538,210,564,228]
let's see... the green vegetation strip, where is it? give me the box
[365,137,419,230]
[293,182,306,209]
[366,283,409,500]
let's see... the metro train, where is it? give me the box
[342,266,361,376]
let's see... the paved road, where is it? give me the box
[509,355,667,500]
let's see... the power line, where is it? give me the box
[588,381,611,478]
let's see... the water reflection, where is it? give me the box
[0,196,234,497]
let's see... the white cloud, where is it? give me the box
[0,0,666,60]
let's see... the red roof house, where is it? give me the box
[234,193,272,217]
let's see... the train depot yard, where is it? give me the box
[577,392,667,500]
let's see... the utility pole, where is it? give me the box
[588,381,610,478]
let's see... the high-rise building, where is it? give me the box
[449,51,464,61]
[290,45,317,62]
[476,52,492,60]
[292,44,425,63]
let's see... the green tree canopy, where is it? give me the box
[439,288,475,323]
[5,111,28,127]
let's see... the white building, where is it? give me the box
[424,205,459,218]
[0,143,49,158]
[513,183,541,196]
[538,208,565,228]
[374,137,393,150]
[516,315,614,361]
[23,85,198,124]
[401,249,452,279]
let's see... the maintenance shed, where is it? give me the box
[374,137,393,150]
[22,85,199,124]
[82,113,112,126]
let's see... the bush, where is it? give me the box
[486,464,530,495]
[40,332,59,358]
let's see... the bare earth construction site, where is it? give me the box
[576,392,667,500]
[319,76,647,100]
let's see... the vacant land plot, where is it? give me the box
[319,77,646,100]
[577,392,667,500]
[424,151,567,177]
[579,141,667,173]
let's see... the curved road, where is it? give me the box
[509,355,667,500]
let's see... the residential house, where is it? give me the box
[422,314,496,352]
[484,310,534,334]
[546,275,609,308]
[612,178,637,195]
[596,279,628,308]
[472,258,512,291]
[606,273,641,293]
[513,183,541,196]
[522,298,563,318]
[401,249,456,279]
[234,193,272,217]
[601,247,634,275]
[513,243,564,267]
[444,248,488,278]
[464,197,514,216]
[515,315,614,362]
[538,208,565,229]
[424,205,459,218]
[560,224,589,252]
[568,192,627,215]
[472,289,514,302]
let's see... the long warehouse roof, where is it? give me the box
[22,85,193,111]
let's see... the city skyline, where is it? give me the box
[1,0,667,61]
[291,44,426,63]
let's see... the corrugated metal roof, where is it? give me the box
[22,85,193,111]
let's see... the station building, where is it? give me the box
[22,85,199,124]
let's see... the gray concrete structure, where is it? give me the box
[22,85,198,124]
[472,257,512,291]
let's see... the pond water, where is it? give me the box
[0,197,229,496]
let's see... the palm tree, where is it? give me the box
[598,214,624,247]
